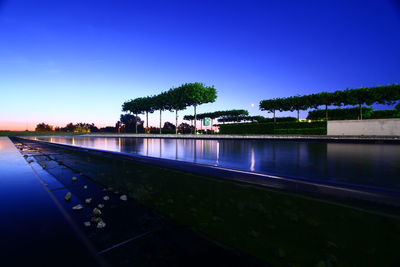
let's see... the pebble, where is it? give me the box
[64,192,72,201]
[96,220,106,229]
[91,217,102,223]
[71,176,78,182]
[93,208,102,216]
[120,195,128,201]
[72,204,83,211]
[98,203,105,208]
[103,196,110,201]
[85,198,92,204]
[83,221,91,227]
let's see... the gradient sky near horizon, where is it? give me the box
[1,0,400,130]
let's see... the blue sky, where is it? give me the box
[1,0,400,130]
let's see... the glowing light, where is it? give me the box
[250,147,255,171]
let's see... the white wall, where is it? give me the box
[328,119,400,136]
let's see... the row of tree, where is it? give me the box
[260,84,400,122]
[122,82,217,134]
[36,122,100,132]
[183,109,249,128]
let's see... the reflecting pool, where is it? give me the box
[32,137,400,190]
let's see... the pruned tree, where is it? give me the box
[141,96,155,133]
[179,82,217,134]
[167,86,189,134]
[259,98,283,123]
[122,98,144,133]
[342,88,375,120]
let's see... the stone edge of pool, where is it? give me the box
[15,137,400,209]
[24,134,400,144]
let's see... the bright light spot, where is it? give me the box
[251,103,255,107]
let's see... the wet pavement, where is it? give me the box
[8,137,267,266]
[0,137,100,266]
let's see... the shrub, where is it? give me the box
[218,121,326,135]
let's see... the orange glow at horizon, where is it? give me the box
[0,121,111,131]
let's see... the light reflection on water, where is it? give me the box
[33,137,400,190]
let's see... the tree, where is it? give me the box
[141,96,155,133]
[63,123,75,132]
[373,85,400,105]
[183,115,195,129]
[163,121,176,130]
[152,92,170,134]
[167,86,189,134]
[179,82,217,134]
[35,123,53,132]
[311,92,334,120]
[342,88,376,120]
[122,98,145,133]
[284,96,309,121]
[119,114,143,133]
[74,123,94,133]
[395,102,400,111]
[259,98,283,123]
[178,123,194,134]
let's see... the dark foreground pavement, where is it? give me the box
[3,137,266,267]
[0,137,101,266]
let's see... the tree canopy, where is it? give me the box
[122,82,217,133]
[259,84,400,120]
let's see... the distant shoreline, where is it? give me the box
[22,133,400,144]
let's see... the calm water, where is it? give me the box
[32,137,400,190]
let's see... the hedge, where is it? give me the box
[218,122,326,135]
[258,117,297,123]
[368,110,400,119]
[274,128,327,135]
[307,107,400,120]
[307,107,374,120]
[217,116,297,124]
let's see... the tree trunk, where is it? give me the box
[325,105,328,121]
[146,111,148,133]
[297,110,300,121]
[273,110,276,124]
[159,110,162,134]
[359,104,363,120]
[194,105,197,134]
[135,113,138,134]
[175,110,178,134]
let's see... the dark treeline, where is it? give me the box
[260,84,400,122]
[35,122,110,133]
[122,82,217,134]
